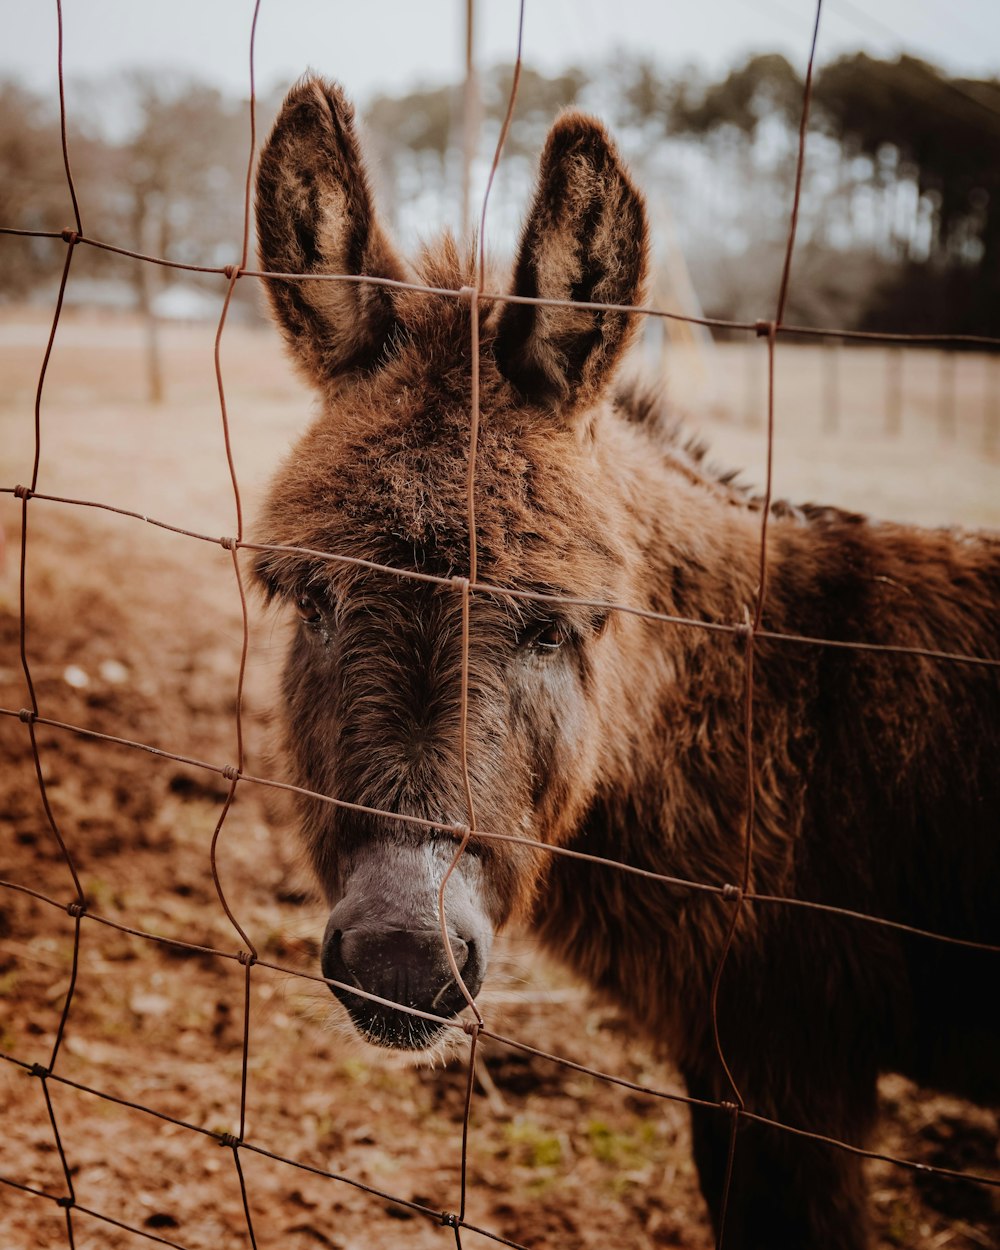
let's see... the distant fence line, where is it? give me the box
[714,336,1000,449]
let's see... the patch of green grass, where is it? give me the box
[86,877,126,912]
[885,1199,916,1246]
[585,1118,658,1168]
[337,1058,370,1084]
[505,1118,564,1169]
[584,1116,664,1197]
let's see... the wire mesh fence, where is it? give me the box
[2,1,999,1247]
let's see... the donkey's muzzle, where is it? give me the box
[321,924,484,1049]
[318,836,493,1049]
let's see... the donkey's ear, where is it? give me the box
[494,114,649,412]
[255,77,406,384]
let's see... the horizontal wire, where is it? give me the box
[2,225,1000,346]
[70,1204,195,1250]
[4,717,998,956]
[4,489,998,669]
[0,1051,525,1243]
[2,1032,996,1196]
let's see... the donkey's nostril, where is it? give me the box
[457,938,484,999]
[320,928,363,992]
[440,934,470,974]
[320,918,490,1050]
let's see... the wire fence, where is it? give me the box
[2,1,999,1247]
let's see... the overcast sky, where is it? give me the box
[4,0,1000,107]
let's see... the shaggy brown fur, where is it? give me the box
[253,77,1000,1249]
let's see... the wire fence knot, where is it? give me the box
[223,264,242,281]
[462,1018,480,1039]
[67,899,88,918]
[721,883,742,901]
[13,484,33,501]
[56,1195,75,1209]
[237,949,257,967]
[449,575,471,595]
[31,1062,50,1079]
[732,621,753,643]
[17,708,37,724]
[60,228,80,245]
[218,1132,241,1149]
[440,1211,460,1228]
[755,318,775,338]
[219,536,239,552]
[221,764,241,782]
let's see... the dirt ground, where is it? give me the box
[1,307,998,1249]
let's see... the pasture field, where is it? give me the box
[1,310,998,1249]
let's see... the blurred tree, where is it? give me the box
[814,54,1000,333]
[4,50,1000,337]
[113,73,248,399]
[364,65,586,238]
[669,53,803,138]
[0,81,84,296]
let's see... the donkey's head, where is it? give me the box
[254,78,649,1049]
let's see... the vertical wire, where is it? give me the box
[774,1,823,329]
[40,1076,75,1206]
[231,1145,259,1250]
[206,0,261,953]
[202,38,264,1237]
[435,0,527,1232]
[19,244,85,899]
[62,1204,76,1249]
[439,0,526,1013]
[207,11,263,1246]
[199,24,259,887]
[460,0,478,240]
[238,955,254,1143]
[458,1023,479,1223]
[55,0,82,236]
[48,910,83,1071]
[17,14,90,1241]
[709,4,824,1244]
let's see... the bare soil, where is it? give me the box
[1,310,998,1249]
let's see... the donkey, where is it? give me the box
[252,77,1000,1248]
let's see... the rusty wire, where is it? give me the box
[3,0,999,1247]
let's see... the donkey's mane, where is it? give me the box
[615,380,867,526]
[614,382,741,486]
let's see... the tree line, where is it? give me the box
[2,52,999,336]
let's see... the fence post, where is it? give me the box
[822,336,841,434]
[459,0,479,240]
[938,350,956,440]
[985,352,999,456]
[744,337,764,429]
[884,346,903,438]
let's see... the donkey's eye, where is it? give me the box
[521,620,569,653]
[296,593,323,625]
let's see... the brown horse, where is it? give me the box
[252,77,1000,1248]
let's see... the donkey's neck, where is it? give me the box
[529,416,817,1028]
[600,410,769,627]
